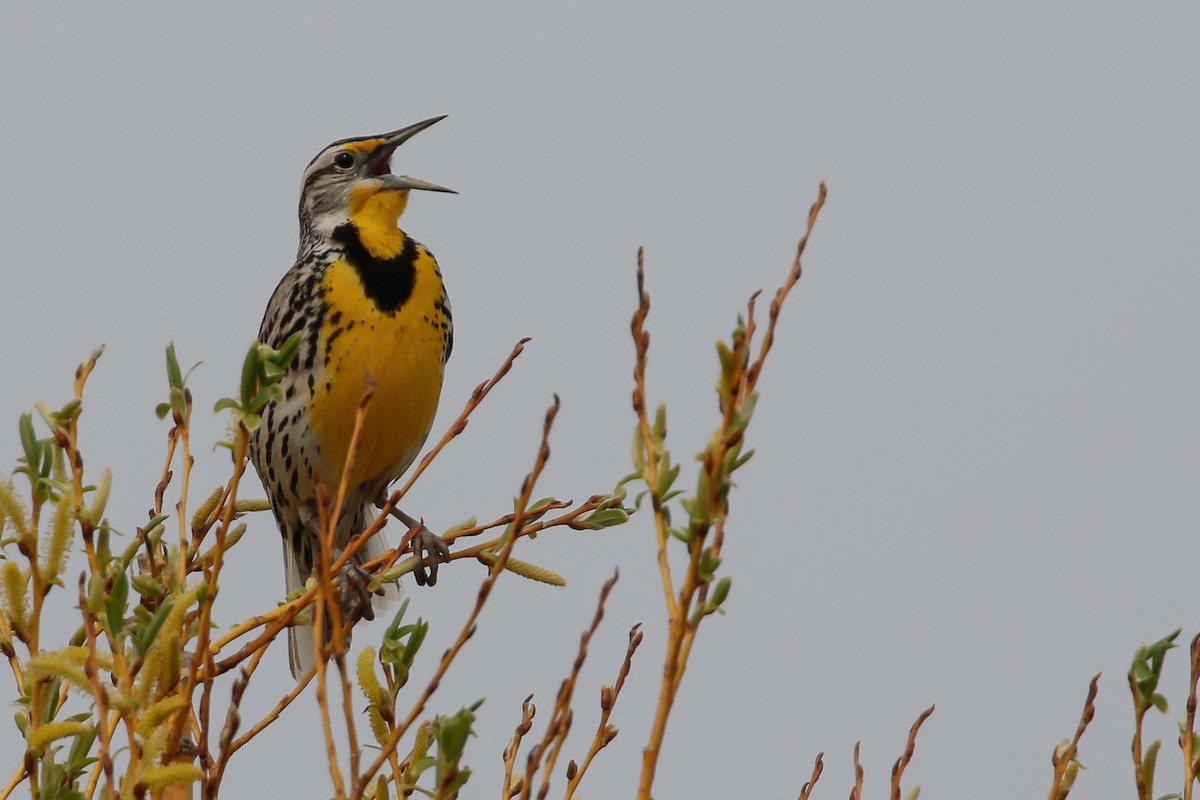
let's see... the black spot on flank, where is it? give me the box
[331,223,417,313]
[329,310,343,326]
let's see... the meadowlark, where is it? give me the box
[249,116,455,677]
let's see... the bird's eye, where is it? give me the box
[333,152,355,170]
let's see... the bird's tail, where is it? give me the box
[283,506,402,679]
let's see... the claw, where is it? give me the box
[409,525,451,586]
[374,497,452,587]
[339,562,376,623]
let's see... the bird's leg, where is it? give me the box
[375,496,451,586]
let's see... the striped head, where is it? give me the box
[297,115,455,246]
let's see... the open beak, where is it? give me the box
[370,115,457,194]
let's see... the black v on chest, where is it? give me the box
[330,222,417,314]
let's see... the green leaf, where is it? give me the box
[239,343,261,408]
[578,508,630,530]
[668,526,691,543]
[143,513,169,533]
[274,331,303,371]
[42,678,62,724]
[19,412,41,472]
[653,402,667,442]
[135,599,175,656]
[437,708,476,759]
[165,342,184,390]
[632,425,646,473]
[104,573,129,636]
[401,619,428,668]
[1144,738,1160,798]
[709,576,731,609]
[655,454,680,498]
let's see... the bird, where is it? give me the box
[249,116,455,678]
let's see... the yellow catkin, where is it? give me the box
[190,487,223,533]
[356,647,389,745]
[59,645,112,671]
[405,722,433,786]
[136,642,165,708]
[136,764,204,792]
[443,517,478,535]
[137,632,185,707]
[135,585,200,704]
[136,693,189,737]
[234,498,273,514]
[163,585,202,638]
[26,652,92,694]
[51,446,66,483]
[140,726,169,767]
[26,720,90,751]
[1,563,29,637]
[501,557,566,586]
[0,478,31,546]
[198,523,246,565]
[86,467,112,525]
[356,646,382,700]
[44,493,74,583]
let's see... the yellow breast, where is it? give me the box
[308,190,449,489]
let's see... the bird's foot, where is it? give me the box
[338,562,377,623]
[407,524,451,587]
[374,497,451,586]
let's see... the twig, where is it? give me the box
[1186,634,1200,800]
[226,669,315,756]
[523,570,620,800]
[501,696,536,799]
[563,623,643,800]
[207,494,601,679]
[78,575,116,800]
[850,741,864,800]
[745,181,827,394]
[1048,674,1099,800]
[204,660,253,799]
[165,426,251,762]
[312,378,376,800]
[0,764,25,800]
[65,348,105,579]
[629,249,677,621]
[796,752,823,800]
[891,705,934,800]
[637,183,828,800]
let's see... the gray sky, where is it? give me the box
[2,3,1198,797]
